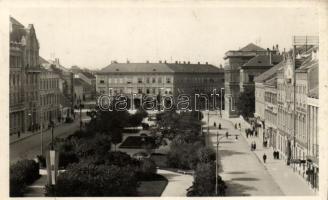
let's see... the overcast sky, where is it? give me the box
[10,4,319,70]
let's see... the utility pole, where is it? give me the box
[79,97,82,132]
[215,131,219,195]
[207,110,210,135]
[40,107,43,156]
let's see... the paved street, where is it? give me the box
[227,116,316,195]
[204,111,283,196]
[10,121,79,164]
[158,169,193,196]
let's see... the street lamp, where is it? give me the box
[220,88,224,118]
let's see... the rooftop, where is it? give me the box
[243,54,283,68]
[98,62,223,74]
[254,61,284,83]
[239,43,266,52]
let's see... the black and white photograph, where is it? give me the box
[1,0,328,198]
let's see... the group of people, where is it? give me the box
[273,150,280,159]
[251,141,257,151]
[245,128,258,138]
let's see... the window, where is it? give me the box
[166,77,171,84]
[152,88,156,94]
[248,75,254,82]
[100,80,105,84]
[146,77,150,84]
[138,88,142,94]
[152,77,156,83]
[146,88,150,94]
[108,78,111,84]
[138,78,142,83]
[158,77,162,83]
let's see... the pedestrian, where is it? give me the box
[273,151,276,159]
[263,153,267,163]
[253,141,257,150]
[226,131,229,138]
[276,151,279,159]
[251,141,254,151]
[214,122,216,127]
[235,123,237,129]
[219,123,221,129]
[255,130,258,137]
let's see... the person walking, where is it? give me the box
[253,141,257,150]
[263,153,267,163]
[226,131,229,138]
[214,122,216,127]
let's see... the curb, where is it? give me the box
[10,131,42,145]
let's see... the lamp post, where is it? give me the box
[40,107,43,156]
[78,97,82,131]
[220,88,224,118]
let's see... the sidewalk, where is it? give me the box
[158,169,193,196]
[10,120,79,144]
[226,115,316,196]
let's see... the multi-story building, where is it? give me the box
[48,58,75,117]
[74,71,96,101]
[276,45,319,189]
[39,57,61,127]
[223,43,280,117]
[96,61,224,110]
[254,62,284,147]
[10,16,41,135]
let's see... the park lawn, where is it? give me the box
[119,136,156,149]
[137,174,168,196]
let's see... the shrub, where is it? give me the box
[140,158,157,176]
[10,159,40,197]
[45,163,139,196]
[190,162,227,196]
[198,147,216,164]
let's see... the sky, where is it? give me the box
[10,4,319,70]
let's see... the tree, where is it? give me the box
[111,130,123,151]
[237,88,255,120]
[45,163,139,196]
[198,147,216,164]
[191,162,226,196]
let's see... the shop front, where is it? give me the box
[306,156,319,190]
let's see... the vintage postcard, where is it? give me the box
[0,0,327,199]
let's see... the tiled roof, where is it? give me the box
[254,61,284,83]
[308,86,318,99]
[39,56,49,65]
[98,63,222,74]
[81,71,96,79]
[243,54,283,68]
[239,43,266,52]
[10,17,24,27]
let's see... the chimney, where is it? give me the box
[164,60,167,64]
[205,62,208,65]
[183,61,186,64]
[187,61,190,64]
[175,61,178,64]
[159,60,162,63]
[276,44,279,52]
[55,58,60,65]
[146,60,149,63]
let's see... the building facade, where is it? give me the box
[223,43,280,117]
[39,57,61,127]
[10,17,41,135]
[275,45,319,190]
[96,61,224,110]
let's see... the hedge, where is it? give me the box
[10,159,40,197]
